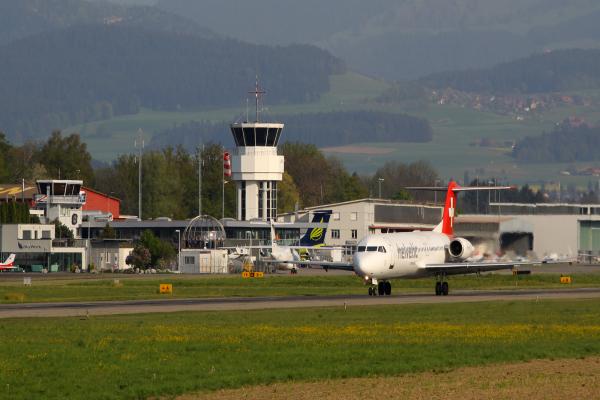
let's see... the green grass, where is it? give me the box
[66,69,600,186]
[1,273,599,304]
[2,299,600,399]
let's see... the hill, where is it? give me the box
[0,25,344,142]
[0,0,215,46]
[148,111,433,149]
[156,0,600,80]
[513,122,600,163]
[419,49,600,94]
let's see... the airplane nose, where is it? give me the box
[353,254,373,277]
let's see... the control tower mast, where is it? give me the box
[230,82,284,221]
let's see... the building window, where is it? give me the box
[332,212,340,221]
[351,229,358,239]
[22,230,31,240]
[350,212,358,221]
[332,230,340,239]
[184,256,195,264]
[42,230,51,239]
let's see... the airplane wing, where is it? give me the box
[420,261,540,276]
[260,259,355,271]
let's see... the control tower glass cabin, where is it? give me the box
[230,122,284,221]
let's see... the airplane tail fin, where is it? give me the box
[299,210,332,247]
[1,254,15,266]
[406,181,514,236]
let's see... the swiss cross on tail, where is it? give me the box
[406,181,515,237]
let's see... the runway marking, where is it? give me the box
[1,288,600,319]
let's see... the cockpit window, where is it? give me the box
[367,246,378,252]
[357,246,366,252]
[378,246,386,253]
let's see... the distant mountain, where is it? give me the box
[0,0,216,45]
[419,49,600,94]
[149,111,433,149]
[0,25,344,142]
[156,0,600,80]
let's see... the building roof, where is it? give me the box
[0,183,38,200]
[82,186,121,203]
[280,198,442,216]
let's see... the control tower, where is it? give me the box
[230,83,284,221]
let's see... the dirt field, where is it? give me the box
[178,357,600,400]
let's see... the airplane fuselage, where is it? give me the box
[353,232,450,280]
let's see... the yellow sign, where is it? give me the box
[560,276,572,284]
[159,284,173,294]
[242,271,264,278]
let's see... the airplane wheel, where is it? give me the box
[368,287,373,296]
[435,282,442,296]
[442,282,449,296]
[377,282,385,296]
[384,281,392,296]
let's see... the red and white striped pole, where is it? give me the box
[223,152,232,178]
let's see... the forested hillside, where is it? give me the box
[512,123,600,163]
[420,49,600,94]
[149,111,433,149]
[156,0,600,80]
[0,0,215,45]
[0,25,344,142]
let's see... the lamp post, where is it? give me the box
[175,229,181,272]
[378,178,384,199]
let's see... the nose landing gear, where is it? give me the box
[368,281,391,296]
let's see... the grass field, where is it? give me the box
[65,71,600,186]
[1,299,600,399]
[2,273,600,304]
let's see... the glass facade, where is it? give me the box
[230,126,282,147]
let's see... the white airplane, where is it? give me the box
[0,254,17,271]
[272,181,537,296]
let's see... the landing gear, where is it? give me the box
[435,275,449,296]
[368,281,392,296]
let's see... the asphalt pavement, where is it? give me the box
[1,287,600,319]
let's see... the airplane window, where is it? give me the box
[378,246,386,253]
[357,246,366,252]
[367,246,377,252]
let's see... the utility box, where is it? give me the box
[180,249,228,274]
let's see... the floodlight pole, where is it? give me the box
[135,129,144,221]
[378,178,384,199]
[175,229,181,272]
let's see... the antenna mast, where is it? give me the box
[248,77,266,122]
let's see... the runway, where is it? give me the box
[2,287,600,318]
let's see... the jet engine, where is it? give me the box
[448,238,475,260]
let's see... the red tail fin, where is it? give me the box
[442,181,459,236]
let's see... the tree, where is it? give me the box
[278,172,300,214]
[372,160,438,201]
[0,132,12,182]
[128,245,151,269]
[101,223,116,239]
[39,131,95,185]
[139,230,175,268]
[53,219,74,240]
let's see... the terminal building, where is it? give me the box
[490,202,600,261]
